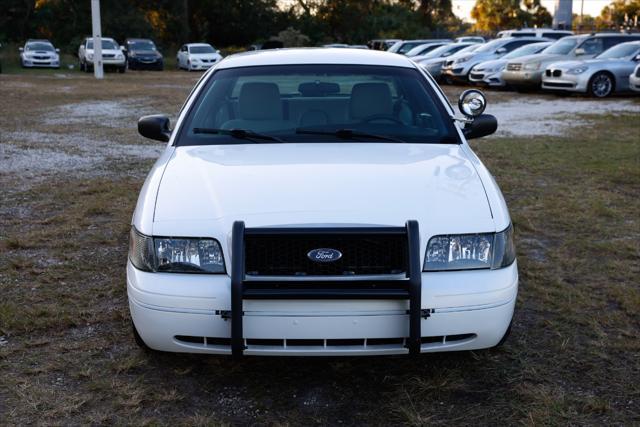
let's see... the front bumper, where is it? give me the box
[629,74,640,92]
[189,61,217,70]
[86,58,126,68]
[541,71,588,92]
[502,69,543,87]
[469,71,505,87]
[128,256,518,356]
[22,58,59,68]
[128,57,163,70]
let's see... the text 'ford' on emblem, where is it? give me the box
[307,248,342,263]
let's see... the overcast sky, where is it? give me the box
[452,0,612,22]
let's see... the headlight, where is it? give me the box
[423,224,515,271]
[191,57,200,63]
[129,227,226,274]
[455,56,471,64]
[523,62,540,71]
[116,53,124,60]
[567,66,588,75]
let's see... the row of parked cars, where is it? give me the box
[16,37,224,73]
[387,30,640,98]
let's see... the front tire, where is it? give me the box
[132,321,158,353]
[588,72,614,98]
[118,66,126,74]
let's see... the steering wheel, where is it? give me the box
[360,114,403,125]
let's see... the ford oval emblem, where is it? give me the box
[307,248,343,263]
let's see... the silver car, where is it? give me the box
[542,41,640,97]
[630,64,640,92]
[503,33,640,89]
[405,42,450,58]
[442,37,544,82]
[388,39,452,55]
[469,42,552,87]
[415,43,481,80]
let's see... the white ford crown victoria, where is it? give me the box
[129,48,516,357]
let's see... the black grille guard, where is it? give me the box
[230,220,423,357]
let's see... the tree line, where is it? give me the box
[1,0,637,52]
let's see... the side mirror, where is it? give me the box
[575,47,585,56]
[458,90,497,139]
[634,54,640,62]
[120,45,125,51]
[496,47,507,55]
[138,115,171,142]
[55,48,60,53]
[463,114,498,139]
[19,47,24,52]
[216,49,221,54]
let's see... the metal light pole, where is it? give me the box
[91,0,104,79]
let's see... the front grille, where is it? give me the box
[552,69,562,77]
[507,63,521,71]
[244,230,408,277]
[33,55,49,60]
[470,73,484,80]
[102,54,115,59]
[543,81,574,88]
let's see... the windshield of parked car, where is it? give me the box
[26,42,54,51]
[502,42,550,59]
[178,64,458,146]
[596,43,640,59]
[475,39,510,53]
[419,43,469,59]
[129,40,156,51]
[190,45,215,54]
[406,43,441,57]
[543,37,579,55]
[87,40,118,50]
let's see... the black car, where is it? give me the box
[124,38,163,70]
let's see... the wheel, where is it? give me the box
[79,61,85,72]
[588,72,614,98]
[118,66,126,74]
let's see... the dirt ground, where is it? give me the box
[1,69,639,425]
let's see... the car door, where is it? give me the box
[577,37,604,58]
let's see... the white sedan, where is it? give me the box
[176,43,223,71]
[129,48,516,357]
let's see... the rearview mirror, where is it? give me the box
[138,115,171,142]
[575,47,585,56]
[458,89,487,118]
[463,114,498,139]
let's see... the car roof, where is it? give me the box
[187,43,213,47]
[85,37,116,42]
[126,38,154,42]
[218,48,416,69]
[26,39,52,44]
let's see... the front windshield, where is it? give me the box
[543,37,579,55]
[26,43,54,51]
[178,64,458,146]
[502,42,549,59]
[87,40,118,50]
[129,40,156,51]
[596,43,639,59]
[190,45,215,54]
[398,42,426,54]
[406,44,438,56]
[475,39,505,53]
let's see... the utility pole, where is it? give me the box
[91,0,104,79]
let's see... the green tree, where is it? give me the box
[471,0,551,32]
[599,0,640,29]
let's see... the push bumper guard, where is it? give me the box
[230,220,423,357]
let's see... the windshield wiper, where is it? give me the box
[296,128,408,143]
[193,128,285,143]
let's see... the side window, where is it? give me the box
[543,33,563,40]
[504,40,532,52]
[581,38,604,55]
[181,45,187,52]
[603,37,624,50]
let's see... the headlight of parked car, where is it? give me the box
[566,66,588,75]
[524,62,540,71]
[129,227,226,274]
[116,53,124,60]
[423,224,515,271]
[455,56,471,64]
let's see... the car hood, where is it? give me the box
[153,143,496,237]
[473,59,506,71]
[189,53,220,59]
[86,48,122,55]
[514,53,566,64]
[131,49,160,57]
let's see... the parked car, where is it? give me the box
[414,43,481,80]
[388,39,453,55]
[405,42,451,58]
[630,64,640,92]
[124,38,163,71]
[78,37,126,73]
[176,43,223,71]
[19,39,60,69]
[503,33,640,90]
[130,48,515,357]
[542,41,640,97]
[497,29,572,40]
[442,37,544,82]
[369,39,402,50]
[455,36,486,44]
[469,41,552,87]
[323,43,350,48]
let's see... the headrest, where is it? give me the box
[239,82,282,120]
[349,82,393,119]
[298,81,340,97]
